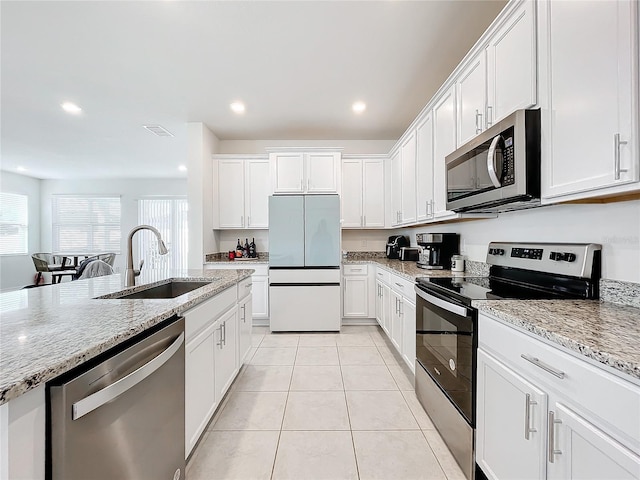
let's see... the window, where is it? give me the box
[0,192,28,255]
[52,196,121,254]
[138,197,188,272]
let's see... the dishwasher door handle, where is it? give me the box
[72,332,185,420]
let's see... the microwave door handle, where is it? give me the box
[487,135,503,188]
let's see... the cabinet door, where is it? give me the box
[362,159,385,227]
[341,159,363,227]
[416,113,434,222]
[343,276,369,318]
[401,299,416,374]
[251,275,269,319]
[390,150,402,225]
[375,281,383,328]
[390,290,403,352]
[218,159,245,228]
[432,86,457,217]
[246,160,270,228]
[456,53,487,145]
[270,153,305,193]
[400,131,417,224]
[476,348,547,480]
[307,152,340,193]
[214,308,239,401]
[238,294,253,365]
[185,322,217,456]
[486,0,537,126]
[540,0,638,200]
[547,403,640,480]
[381,283,391,336]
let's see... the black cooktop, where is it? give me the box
[416,275,591,307]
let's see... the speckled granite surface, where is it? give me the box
[473,299,640,381]
[0,268,253,405]
[205,252,269,263]
[343,258,478,281]
[600,279,640,309]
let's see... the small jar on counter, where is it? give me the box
[451,255,465,272]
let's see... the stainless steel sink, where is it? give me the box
[112,281,211,299]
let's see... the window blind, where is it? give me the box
[52,196,121,254]
[0,192,28,255]
[138,197,188,273]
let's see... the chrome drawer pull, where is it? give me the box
[524,393,537,440]
[548,411,562,463]
[521,354,565,379]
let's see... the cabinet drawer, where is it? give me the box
[390,273,414,300]
[343,264,368,276]
[479,313,640,451]
[375,267,390,284]
[184,287,237,340]
[238,277,252,300]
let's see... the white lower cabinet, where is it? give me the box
[477,312,640,480]
[401,300,416,373]
[214,307,238,402]
[238,292,253,365]
[342,264,375,320]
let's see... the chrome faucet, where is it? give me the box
[125,225,169,286]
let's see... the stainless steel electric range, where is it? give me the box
[414,242,602,480]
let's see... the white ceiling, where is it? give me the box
[1,0,506,180]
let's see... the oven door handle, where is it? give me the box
[487,134,503,188]
[414,286,470,317]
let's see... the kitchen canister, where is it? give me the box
[451,255,465,272]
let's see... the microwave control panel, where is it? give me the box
[502,133,515,186]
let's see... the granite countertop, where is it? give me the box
[205,258,269,265]
[343,258,480,282]
[473,299,640,382]
[0,268,253,405]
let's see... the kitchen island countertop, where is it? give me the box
[473,299,640,382]
[0,268,253,405]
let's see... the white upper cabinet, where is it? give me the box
[433,86,457,217]
[341,159,363,228]
[486,0,537,127]
[456,53,487,146]
[400,132,417,224]
[341,157,385,228]
[218,159,245,228]
[416,112,435,222]
[270,151,341,194]
[216,157,270,229]
[390,150,402,226]
[362,159,385,227]
[539,0,639,202]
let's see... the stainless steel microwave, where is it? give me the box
[445,109,540,213]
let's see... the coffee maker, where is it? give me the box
[386,235,409,259]
[416,233,460,269]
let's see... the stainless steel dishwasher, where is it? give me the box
[48,316,185,480]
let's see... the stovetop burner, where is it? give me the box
[415,242,602,305]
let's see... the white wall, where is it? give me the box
[342,229,389,253]
[187,122,219,268]
[218,140,395,155]
[0,172,41,291]
[40,178,187,273]
[394,199,640,283]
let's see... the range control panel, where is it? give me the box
[486,242,602,278]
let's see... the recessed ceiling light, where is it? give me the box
[352,101,366,114]
[61,102,82,114]
[16,166,27,172]
[230,102,246,114]
[178,165,187,172]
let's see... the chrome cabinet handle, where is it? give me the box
[241,215,244,227]
[300,179,303,191]
[520,354,565,379]
[217,325,224,348]
[222,321,227,346]
[247,216,250,226]
[241,304,246,322]
[614,133,629,180]
[363,215,366,225]
[377,272,383,277]
[395,282,403,288]
[548,411,562,463]
[475,109,483,134]
[487,106,493,126]
[399,299,403,316]
[487,135,504,188]
[307,178,311,191]
[72,332,185,420]
[524,393,537,440]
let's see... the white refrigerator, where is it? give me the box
[268,195,341,331]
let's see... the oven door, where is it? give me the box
[415,285,476,425]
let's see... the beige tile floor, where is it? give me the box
[186,325,466,480]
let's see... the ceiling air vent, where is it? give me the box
[143,125,174,137]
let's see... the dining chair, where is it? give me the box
[31,253,77,284]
